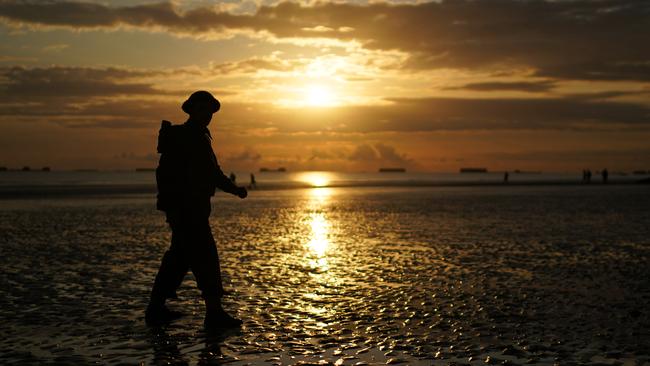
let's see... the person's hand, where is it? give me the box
[236,186,248,199]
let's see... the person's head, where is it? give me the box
[182,90,220,127]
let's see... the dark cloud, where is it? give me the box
[0,94,181,123]
[367,96,650,131]
[374,143,409,163]
[309,148,337,160]
[227,96,650,133]
[349,144,378,161]
[114,151,158,161]
[445,81,555,93]
[1,1,649,81]
[487,148,650,164]
[0,1,174,28]
[0,66,648,131]
[0,66,169,98]
[52,118,154,129]
[561,90,650,101]
[534,62,650,82]
[2,94,649,132]
[348,143,409,164]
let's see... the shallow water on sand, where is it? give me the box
[1,186,649,365]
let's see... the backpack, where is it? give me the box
[155,120,189,211]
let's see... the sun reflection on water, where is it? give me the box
[307,213,329,258]
[304,187,335,272]
[310,187,332,202]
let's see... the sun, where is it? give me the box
[297,171,332,187]
[306,85,335,107]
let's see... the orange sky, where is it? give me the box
[0,0,649,172]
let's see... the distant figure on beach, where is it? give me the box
[602,168,608,184]
[503,171,509,183]
[146,90,248,329]
[229,172,236,184]
[249,173,256,189]
[583,169,592,183]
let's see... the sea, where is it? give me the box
[0,170,649,365]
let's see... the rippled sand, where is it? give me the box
[1,186,649,365]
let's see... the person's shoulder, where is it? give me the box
[160,120,189,132]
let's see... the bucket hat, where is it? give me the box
[181,90,220,114]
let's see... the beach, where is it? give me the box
[0,177,649,365]
[3,0,649,363]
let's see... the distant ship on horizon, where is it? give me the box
[0,166,50,172]
[513,169,541,174]
[378,168,406,173]
[259,167,287,172]
[460,167,488,173]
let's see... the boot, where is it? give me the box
[203,296,242,329]
[145,298,183,326]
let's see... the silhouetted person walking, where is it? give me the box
[503,171,509,183]
[602,168,608,184]
[146,91,247,329]
[249,173,256,189]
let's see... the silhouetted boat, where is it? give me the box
[460,167,487,173]
[513,169,541,174]
[260,167,287,172]
[136,168,155,172]
[379,168,406,173]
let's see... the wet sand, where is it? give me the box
[0,186,649,365]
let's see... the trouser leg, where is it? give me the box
[150,203,224,303]
[186,221,224,299]
[149,217,190,304]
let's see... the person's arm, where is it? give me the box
[212,154,247,198]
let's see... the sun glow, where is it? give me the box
[306,85,335,106]
[297,171,332,187]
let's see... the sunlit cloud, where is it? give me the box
[0,0,648,171]
[212,51,398,107]
[1,1,648,82]
[42,43,69,53]
[2,64,649,133]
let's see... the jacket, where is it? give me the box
[155,120,237,212]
